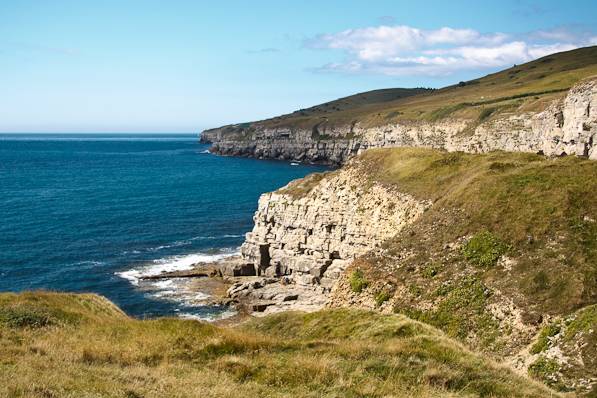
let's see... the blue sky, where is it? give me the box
[1,0,595,133]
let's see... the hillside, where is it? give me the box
[230,147,596,395]
[0,291,559,398]
[201,46,597,164]
[256,45,597,129]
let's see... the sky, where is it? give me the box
[0,0,596,133]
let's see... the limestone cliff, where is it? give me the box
[201,76,597,164]
[238,161,430,289]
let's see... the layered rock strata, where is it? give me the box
[237,161,430,293]
[201,77,597,164]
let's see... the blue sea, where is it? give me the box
[0,134,327,319]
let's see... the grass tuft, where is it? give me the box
[462,231,510,267]
[349,269,369,293]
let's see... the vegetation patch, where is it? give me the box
[530,323,561,354]
[0,293,558,397]
[397,277,500,346]
[375,290,391,307]
[421,263,441,278]
[478,107,498,122]
[278,172,329,198]
[427,103,468,121]
[349,269,369,293]
[564,304,597,341]
[528,356,565,390]
[0,307,54,329]
[462,231,510,267]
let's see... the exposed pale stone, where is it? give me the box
[202,77,597,164]
[239,162,430,286]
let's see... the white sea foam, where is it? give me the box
[152,289,177,298]
[116,249,239,286]
[125,235,245,255]
[116,248,240,321]
[74,260,104,267]
[152,279,174,289]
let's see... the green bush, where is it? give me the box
[375,291,391,307]
[350,269,368,293]
[421,263,440,278]
[478,107,497,122]
[462,231,509,267]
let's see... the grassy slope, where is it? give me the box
[327,148,596,393]
[213,46,597,132]
[0,292,557,398]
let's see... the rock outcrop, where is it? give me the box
[237,161,430,292]
[201,77,597,164]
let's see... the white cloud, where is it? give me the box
[307,25,595,76]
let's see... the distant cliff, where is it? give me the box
[201,76,596,164]
[201,47,597,164]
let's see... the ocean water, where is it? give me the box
[0,134,327,319]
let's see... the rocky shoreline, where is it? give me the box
[144,255,330,317]
[149,156,433,318]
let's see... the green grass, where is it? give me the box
[462,231,510,267]
[398,276,500,347]
[564,305,597,340]
[0,292,559,398]
[528,357,565,390]
[349,269,369,293]
[374,290,391,307]
[278,171,331,198]
[530,323,562,354]
[332,148,595,367]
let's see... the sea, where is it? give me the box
[0,133,327,320]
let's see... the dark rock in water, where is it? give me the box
[139,268,214,280]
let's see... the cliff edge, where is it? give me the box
[202,46,597,164]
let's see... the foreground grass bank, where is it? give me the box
[0,291,557,398]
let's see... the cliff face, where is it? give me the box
[239,162,430,289]
[201,77,597,164]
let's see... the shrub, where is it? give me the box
[530,323,561,354]
[478,107,497,122]
[528,356,564,390]
[350,269,368,293]
[375,291,391,307]
[462,231,509,267]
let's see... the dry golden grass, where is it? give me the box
[0,292,559,398]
